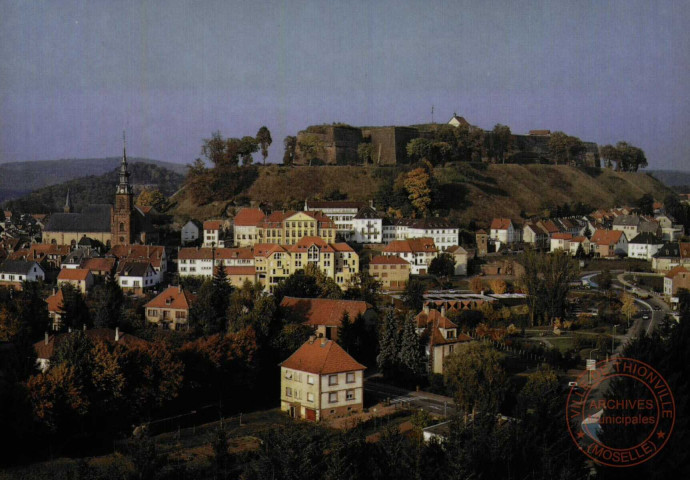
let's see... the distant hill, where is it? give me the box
[3,163,185,214]
[0,157,188,202]
[646,170,690,190]
[170,163,674,226]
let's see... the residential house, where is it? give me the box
[280,337,365,421]
[368,255,411,290]
[382,238,438,275]
[0,260,45,289]
[663,266,690,301]
[612,215,659,239]
[232,208,266,246]
[522,222,548,248]
[180,220,202,245]
[253,237,358,292]
[280,296,374,340]
[62,246,101,269]
[628,232,665,261]
[257,211,337,246]
[46,289,64,331]
[387,218,459,251]
[567,236,591,257]
[445,245,469,276]
[178,247,254,279]
[590,230,628,258]
[202,220,224,248]
[652,243,682,272]
[116,260,157,293]
[222,266,258,288]
[108,245,167,283]
[550,233,573,253]
[144,286,194,330]
[34,328,146,372]
[490,218,518,245]
[80,257,117,278]
[351,206,383,244]
[415,308,472,375]
[57,268,94,294]
[10,244,70,269]
[655,214,685,242]
[304,200,367,240]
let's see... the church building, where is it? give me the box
[43,136,155,247]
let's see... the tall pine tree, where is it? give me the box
[377,310,399,379]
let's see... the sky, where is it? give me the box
[1,0,689,170]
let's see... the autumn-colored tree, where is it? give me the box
[27,363,89,433]
[136,188,168,211]
[469,277,484,294]
[443,342,507,414]
[621,292,638,325]
[402,168,431,216]
[0,305,20,341]
[489,279,507,294]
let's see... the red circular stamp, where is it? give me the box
[565,357,675,468]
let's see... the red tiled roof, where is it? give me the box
[415,309,457,329]
[280,297,371,327]
[383,238,437,254]
[80,257,117,273]
[45,289,64,313]
[331,243,354,252]
[144,286,194,310]
[57,268,91,281]
[223,266,256,276]
[280,338,366,375]
[665,265,689,279]
[490,218,512,230]
[108,245,165,268]
[476,229,487,235]
[591,229,624,246]
[552,233,573,240]
[233,208,266,226]
[430,328,472,345]
[203,220,223,230]
[289,236,335,253]
[680,243,690,259]
[369,255,409,265]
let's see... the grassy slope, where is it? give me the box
[170,164,673,225]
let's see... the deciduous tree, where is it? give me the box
[256,126,272,166]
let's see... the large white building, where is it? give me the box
[177,247,255,279]
[351,206,383,244]
[490,218,519,245]
[627,232,664,261]
[383,218,459,251]
[382,237,438,275]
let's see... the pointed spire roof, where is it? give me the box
[116,131,132,195]
[64,189,73,213]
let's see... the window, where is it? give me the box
[286,387,292,397]
[346,372,355,383]
[148,309,158,317]
[329,392,338,403]
[119,222,125,232]
[307,375,314,385]
[346,390,354,401]
[285,370,293,380]
[307,393,314,403]
[329,375,338,386]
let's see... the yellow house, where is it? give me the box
[280,337,365,421]
[257,211,337,246]
[368,255,410,291]
[252,237,358,292]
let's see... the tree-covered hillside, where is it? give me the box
[3,163,184,213]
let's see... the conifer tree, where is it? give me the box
[377,310,399,378]
[398,313,424,382]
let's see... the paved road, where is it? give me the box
[364,380,456,417]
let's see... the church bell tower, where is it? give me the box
[111,132,134,245]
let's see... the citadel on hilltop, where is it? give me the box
[293,114,600,167]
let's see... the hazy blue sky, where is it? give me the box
[1,0,689,170]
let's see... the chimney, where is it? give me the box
[45,332,49,345]
[308,335,316,344]
[320,337,328,346]
[178,285,182,293]
[423,303,430,314]
[115,327,120,342]
[441,305,446,316]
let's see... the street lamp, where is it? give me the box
[588,348,600,385]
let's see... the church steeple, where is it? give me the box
[116,131,132,195]
[64,189,73,213]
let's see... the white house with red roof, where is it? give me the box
[382,237,438,275]
[177,246,254,279]
[57,268,94,293]
[591,229,628,258]
[280,337,365,421]
[202,220,225,248]
[415,307,472,374]
[490,218,518,245]
[232,208,266,246]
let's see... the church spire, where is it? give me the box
[116,131,132,195]
[64,189,73,213]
